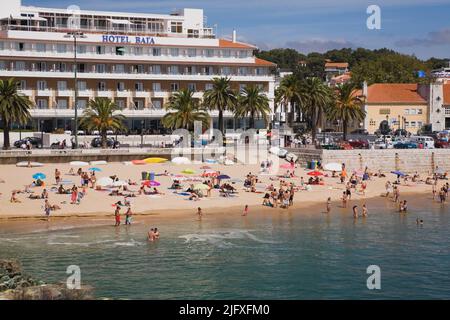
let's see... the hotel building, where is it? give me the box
[0,0,276,133]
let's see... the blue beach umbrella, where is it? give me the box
[217,174,231,180]
[89,167,102,172]
[32,173,46,180]
[390,170,406,177]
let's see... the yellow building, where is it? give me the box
[363,83,428,134]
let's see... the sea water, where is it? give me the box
[1,195,449,299]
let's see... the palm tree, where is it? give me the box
[297,77,332,143]
[79,97,126,148]
[203,77,237,136]
[162,89,210,131]
[275,74,301,127]
[0,78,32,149]
[235,85,271,129]
[327,82,366,141]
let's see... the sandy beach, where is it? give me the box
[0,159,437,221]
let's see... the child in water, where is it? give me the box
[326,197,331,213]
[242,205,249,216]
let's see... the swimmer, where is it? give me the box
[148,228,155,241]
[154,228,160,239]
[197,207,202,220]
[242,205,249,216]
[326,197,331,214]
[416,217,424,225]
[352,205,358,219]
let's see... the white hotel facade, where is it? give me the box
[0,0,276,133]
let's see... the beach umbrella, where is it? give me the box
[323,162,342,172]
[144,157,168,164]
[97,177,114,187]
[307,171,323,177]
[217,174,231,180]
[112,180,128,187]
[142,180,161,187]
[193,183,209,190]
[172,157,191,165]
[70,161,89,167]
[89,160,108,166]
[391,170,406,177]
[204,158,218,164]
[89,167,102,172]
[182,169,196,174]
[202,170,218,177]
[131,159,147,165]
[32,173,46,180]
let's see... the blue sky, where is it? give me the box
[23,0,450,59]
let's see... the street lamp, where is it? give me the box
[64,31,86,149]
[40,120,44,148]
[140,120,145,148]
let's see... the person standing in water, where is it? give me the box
[352,205,358,219]
[148,228,155,241]
[197,207,203,220]
[362,204,368,217]
[342,192,348,208]
[125,207,132,225]
[153,228,160,239]
[242,205,249,216]
[114,206,121,226]
[326,197,331,214]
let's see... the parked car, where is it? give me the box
[348,139,369,149]
[321,144,341,150]
[409,136,435,149]
[393,141,418,149]
[373,139,394,149]
[434,139,450,148]
[350,129,369,135]
[91,137,120,148]
[14,137,42,149]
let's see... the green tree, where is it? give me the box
[79,97,126,148]
[275,74,302,127]
[297,77,332,142]
[327,82,366,140]
[162,89,210,131]
[202,77,237,137]
[235,86,271,129]
[0,78,32,149]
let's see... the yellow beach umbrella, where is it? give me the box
[144,157,168,164]
[182,169,196,174]
[193,183,209,190]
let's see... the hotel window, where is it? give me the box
[134,47,144,56]
[98,82,107,91]
[152,83,161,92]
[256,67,266,76]
[239,84,247,93]
[77,81,87,91]
[16,42,25,51]
[187,29,199,38]
[37,81,47,91]
[77,45,87,54]
[170,48,179,57]
[184,66,196,75]
[221,66,231,75]
[0,61,5,70]
[36,43,46,52]
[187,48,196,57]
[96,64,106,73]
[57,81,67,91]
[36,62,46,72]
[114,64,125,73]
[152,100,162,109]
[239,50,248,58]
[115,100,125,110]
[115,46,125,56]
[205,83,213,91]
[379,108,390,115]
[204,66,213,75]
[56,99,68,109]
[77,63,86,73]
[149,65,161,74]
[36,99,48,109]
[445,107,450,115]
[117,82,125,91]
[168,65,179,75]
[77,100,87,110]
[170,22,183,33]
[96,46,106,55]
[18,80,27,90]
[256,84,264,90]
[410,121,416,127]
[57,62,66,72]
[0,42,4,50]
[134,100,144,110]
[56,44,67,53]
[15,61,25,71]
[152,48,161,56]
[417,108,423,114]
[188,83,196,92]
[170,83,179,92]
[135,82,144,92]
[238,67,248,76]
[369,119,376,126]
[204,49,214,57]
[131,65,144,73]
[417,121,423,128]
[222,50,231,58]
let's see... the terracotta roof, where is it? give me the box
[444,83,450,105]
[218,39,256,49]
[330,72,351,84]
[254,57,276,67]
[325,62,349,68]
[366,83,426,104]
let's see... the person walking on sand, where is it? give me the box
[70,186,78,204]
[197,207,203,220]
[393,185,400,202]
[326,197,331,213]
[114,206,121,226]
[242,205,249,216]
[55,169,61,185]
[44,199,51,220]
[352,205,358,219]
[125,207,132,225]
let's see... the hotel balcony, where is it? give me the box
[134,91,150,98]
[36,89,53,97]
[97,90,115,98]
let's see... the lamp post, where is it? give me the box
[65,31,86,149]
[398,115,401,130]
[140,120,145,148]
[40,120,44,148]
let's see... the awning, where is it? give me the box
[108,19,133,25]
[9,15,47,22]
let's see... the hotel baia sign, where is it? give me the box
[102,35,156,45]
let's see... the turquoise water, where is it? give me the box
[1,195,449,299]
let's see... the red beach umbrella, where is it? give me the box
[307,171,323,177]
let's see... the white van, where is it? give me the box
[410,136,435,148]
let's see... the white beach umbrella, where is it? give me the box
[97,177,114,187]
[172,157,191,165]
[323,162,342,172]
[70,161,89,167]
[112,180,128,187]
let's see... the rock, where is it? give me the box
[0,259,23,278]
[0,275,10,283]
